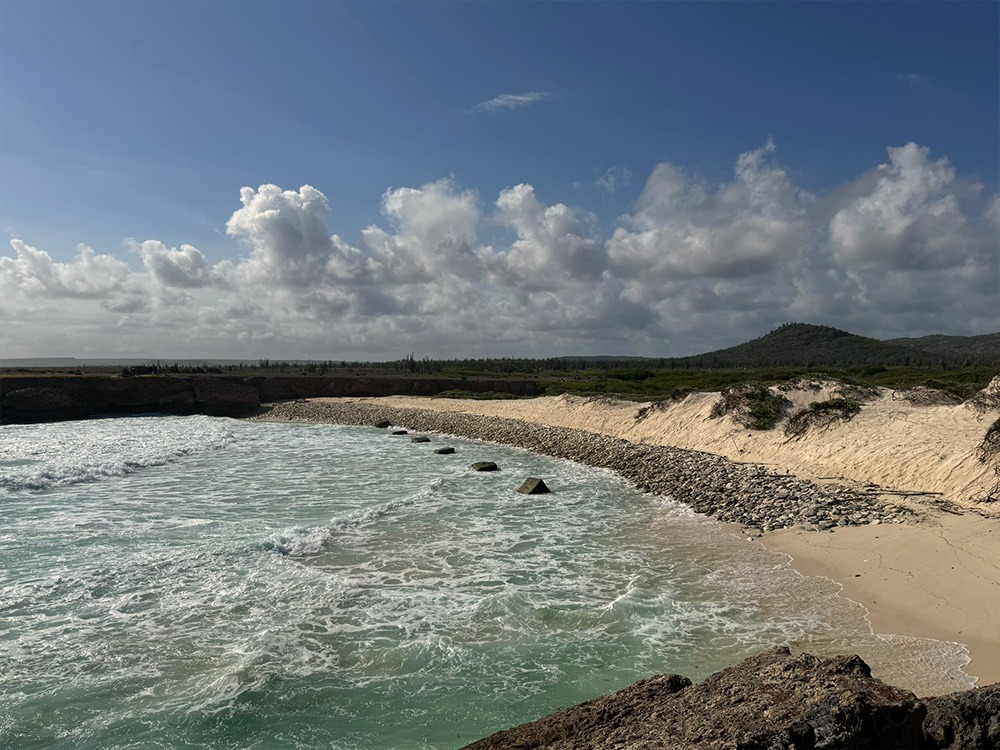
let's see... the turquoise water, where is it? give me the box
[0,416,971,748]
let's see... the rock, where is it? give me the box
[471,461,499,472]
[411,436,431,443]
[374,420,391,428]
[517,478,551,495]
[435,447,456,455]
[923,683,1000,749]
[392,429,408,435]
[3,387,91,420]
[462,648,930,749]
[192,378,260,417]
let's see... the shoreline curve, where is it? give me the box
[248,393,1000,690]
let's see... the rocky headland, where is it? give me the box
[0,373,542,424]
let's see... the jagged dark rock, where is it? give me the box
[923,683,1000,749]
[463,648,997,750]
[472,461,499,472]
[517,477,551,494]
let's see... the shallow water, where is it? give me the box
[0,415,972,748]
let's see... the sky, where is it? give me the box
[1,1,998,360]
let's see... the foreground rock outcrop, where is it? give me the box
[463,648,999,749]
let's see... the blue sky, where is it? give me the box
[1,1,998,359]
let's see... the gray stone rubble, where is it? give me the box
[251,400,916,532]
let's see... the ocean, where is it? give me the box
[0,415,973,749]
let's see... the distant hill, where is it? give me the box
[884,332,1000,362]
[674,323,999,368]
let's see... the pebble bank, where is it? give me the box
[251,400,915,533]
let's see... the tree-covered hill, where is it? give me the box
[884,332,1000,362]
[671,323,998,368]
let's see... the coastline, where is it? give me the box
[250,393,1000,691]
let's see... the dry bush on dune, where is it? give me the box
[898,385,965,406]
[784,398,863,438]
[969,375,1000,413]
[977,416,1000,464]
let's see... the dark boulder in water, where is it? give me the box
[516,477,551,495]
[392,429,408,435]
[411,436,431,443]
[471,461,499,472]
[463,647,1000,749]
[435,447,456,455]
[374,420,391,428]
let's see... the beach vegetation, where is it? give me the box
[785,398,863,437]
[977,417,1000,463]
[709,383,791,430]
[431,390,521,400]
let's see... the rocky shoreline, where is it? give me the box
[462,647,999,749]
[252,399,916,533]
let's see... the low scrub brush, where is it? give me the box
[785,398,863,438]
[710,383,790,431]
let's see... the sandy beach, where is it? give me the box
[280,387,1000,690]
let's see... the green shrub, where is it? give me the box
[710,383,790,430]
[432,390,520,400]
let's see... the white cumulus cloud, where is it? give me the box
[1,140,996,358]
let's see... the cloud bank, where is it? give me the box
[2,142,996,358]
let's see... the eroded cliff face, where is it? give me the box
[0,374,542,423]
[463,648,1000,750]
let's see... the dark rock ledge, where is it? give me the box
[462,647,999,750]
[251,400,915,532]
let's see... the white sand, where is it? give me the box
[319,388,1000,686]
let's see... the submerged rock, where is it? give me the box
[471,461,499,472]
[391,429,408,435]
[411,436,431,443]
[435,447,456,455]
